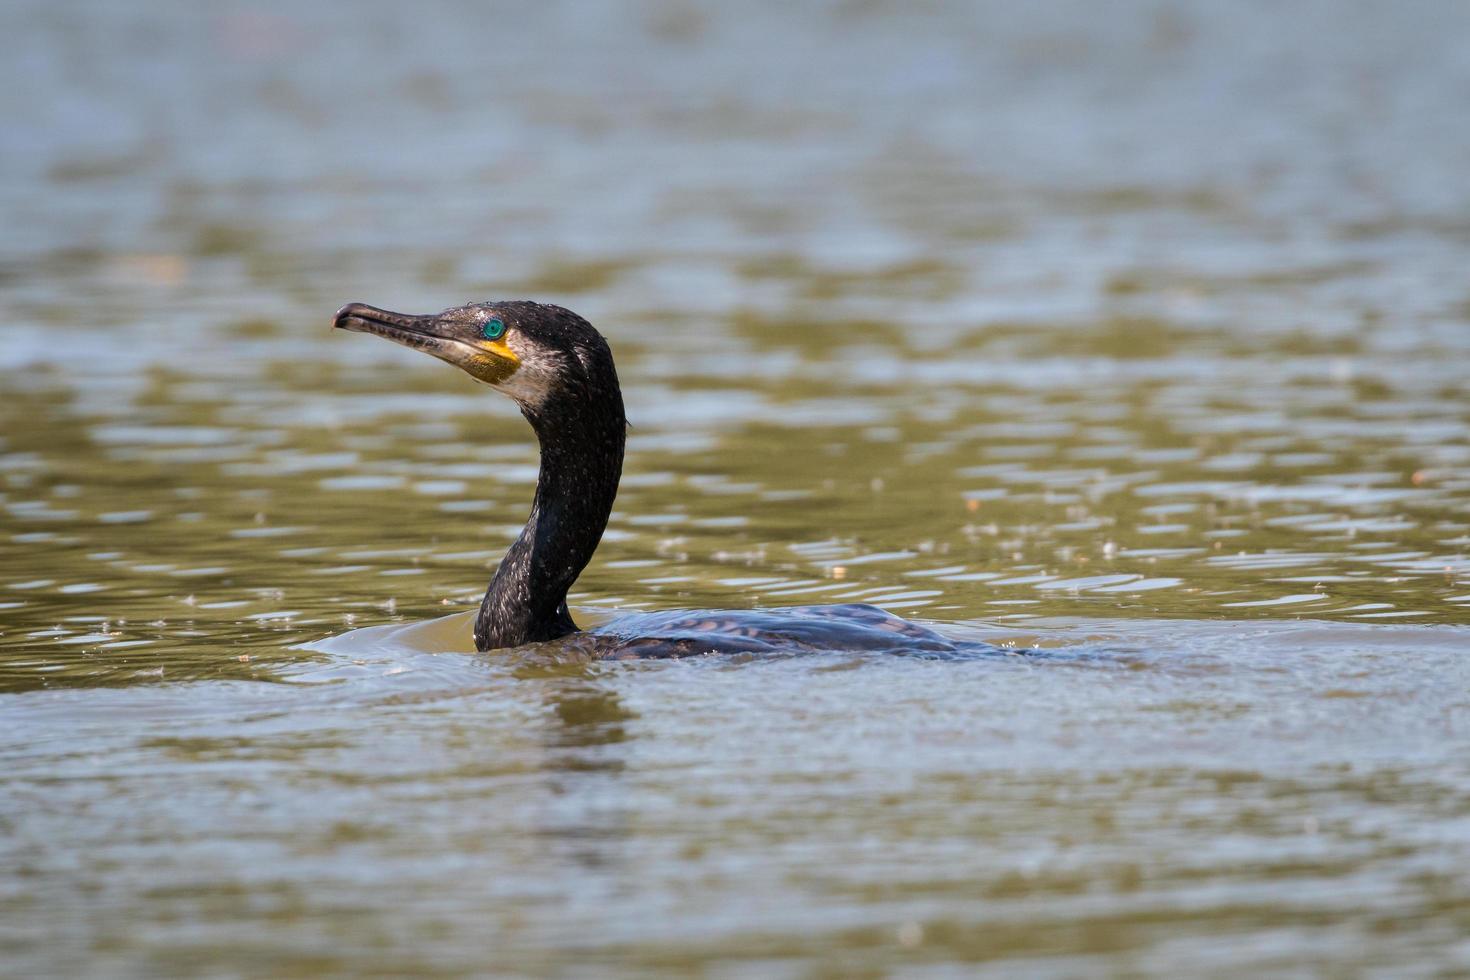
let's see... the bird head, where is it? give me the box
[333,300,618,417]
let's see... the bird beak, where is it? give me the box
[333,303,520,384]
[334,303,443,350]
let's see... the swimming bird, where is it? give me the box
[333,300,1000,659]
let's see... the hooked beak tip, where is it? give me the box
[333,302,369,330]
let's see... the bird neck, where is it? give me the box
[475,393,625,651]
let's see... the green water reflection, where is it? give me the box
[4,0,1470,974]
[3,300,1467,691]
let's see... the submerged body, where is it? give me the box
[333,300,997,659]
[577,602,1005,660]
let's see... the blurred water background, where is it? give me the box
[3,0,1470,974]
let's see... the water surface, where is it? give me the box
[3,1,1470,974]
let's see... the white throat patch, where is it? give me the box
[490,333,564,411]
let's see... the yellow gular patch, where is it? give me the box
[464,339,520,385]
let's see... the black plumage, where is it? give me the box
[334,299,1018,661]
[470,304,625,650]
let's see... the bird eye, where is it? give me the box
[482,318,506,341]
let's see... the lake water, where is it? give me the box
[3,1,1470,974]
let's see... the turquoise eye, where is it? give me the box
[482,318,505,341]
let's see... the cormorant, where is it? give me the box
[333,300,998,659]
